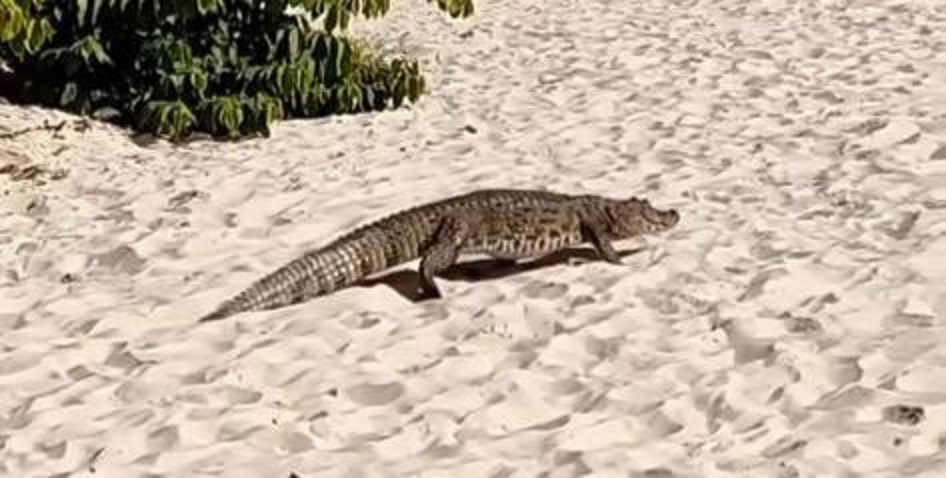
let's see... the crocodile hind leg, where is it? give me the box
[418,215,470,299]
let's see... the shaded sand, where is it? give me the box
[3,0,946,476]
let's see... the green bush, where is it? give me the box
[0,0,474,140]
[0,0,53,57]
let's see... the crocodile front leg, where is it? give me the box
[580,210,622,264]
[418,215,470,299]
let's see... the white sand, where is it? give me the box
[3,0,946,476]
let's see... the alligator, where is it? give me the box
[198,188,680,322]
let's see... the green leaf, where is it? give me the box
[0,6,23,42]
[197,0,219,15]
[60,82,78,106]
[288,27,300,59]
[167,103,196,139]
[188,70,208,95]
[91,0,104,25]
[223,100,244,135]
[80,36,111,65]
[92,106,122,120]
[76,0,89,28]
[26,20,54,54]
[274,63,287,93]
[334,38,347,78]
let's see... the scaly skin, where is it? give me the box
[198,188,680,322]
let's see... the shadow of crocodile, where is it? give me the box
[358,246,645,301]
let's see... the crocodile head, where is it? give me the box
[607,197,680,238]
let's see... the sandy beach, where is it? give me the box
[3,0,946,476]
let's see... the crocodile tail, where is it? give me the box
[198,252,322,322]
[197,212,431,322]
[197,303,236,322]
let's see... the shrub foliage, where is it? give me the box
[0,0,474,140]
